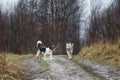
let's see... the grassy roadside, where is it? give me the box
[0,53,33,80]
[38,59,50,70]
[75,40,120,67]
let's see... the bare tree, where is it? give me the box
[87,0,120,46]
[0,0,80,54]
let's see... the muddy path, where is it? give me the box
[75,59,120,80]
[22,55,101,80]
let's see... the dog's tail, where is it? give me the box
[37,40,42,47]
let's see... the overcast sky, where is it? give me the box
[0,0,18,12]
[0,0,114,13]
[0,0,115,39]
[0,0,18,6]
[79,0,115,39]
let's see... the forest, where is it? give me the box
[0,0,120,80]
[0,0,120,54]
[0,0,80,54]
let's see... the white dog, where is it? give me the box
[66,42,74,59]
[34,40,56,60]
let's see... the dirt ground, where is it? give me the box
[75,58,120,80]
[22,55,101,80]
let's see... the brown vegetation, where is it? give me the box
[76,39,120,66]
[0,53,33,80]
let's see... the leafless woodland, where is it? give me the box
[0,0,120,54]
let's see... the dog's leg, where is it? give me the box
[43,53,46,60]
[71,49,73,57]
[70,49,73,59]
[34,49,40,61]
[67,51,70,59]
[67,50,72,59]
[50,52,54,59]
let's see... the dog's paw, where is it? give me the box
[51,58,54,60]
[68,57,72,60]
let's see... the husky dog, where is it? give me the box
[34,40,56,60]
[66,42,74,59]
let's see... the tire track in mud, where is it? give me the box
[22,55,101,80]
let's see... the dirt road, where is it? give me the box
[22,55,101,80]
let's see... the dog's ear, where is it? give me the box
[71,43,74,46]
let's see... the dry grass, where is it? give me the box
[0,53,33,80]
[76,40,120,66]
